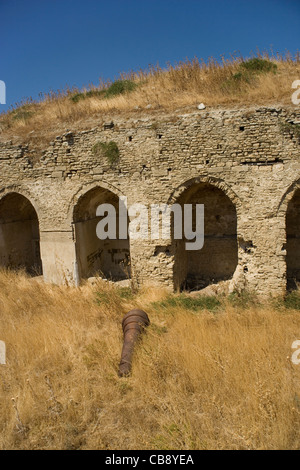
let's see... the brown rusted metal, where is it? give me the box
[118,309,150,377]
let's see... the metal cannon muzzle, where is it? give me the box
[118,309,150,377]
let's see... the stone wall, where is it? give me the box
[0,105,299,296]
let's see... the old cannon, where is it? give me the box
[118,309,150,377]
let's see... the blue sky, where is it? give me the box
[0,0,299,112]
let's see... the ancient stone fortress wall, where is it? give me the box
[0,105,299,296]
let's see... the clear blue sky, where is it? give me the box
[0,0,299,112]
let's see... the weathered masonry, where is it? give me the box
[0,105,300,296]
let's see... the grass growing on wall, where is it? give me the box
[91,141,119,165]
[279,120,300,139]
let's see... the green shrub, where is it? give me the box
[70,89,106,103]
[85,89,105,99]
[284,291,300,310]
[70,93,86,103]
[104,80,137,98]
[91,141,120,165]
[221,73,248,94]
[272,290,300,311]
[221,58,277,94]
[231,72,244,82]
[70,80,137,103]
[240,57,277,74]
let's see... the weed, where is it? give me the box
[279,120,300,139]
[91,141,120,165]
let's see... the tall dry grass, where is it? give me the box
[1,51,299,151]
[0,269,300,450]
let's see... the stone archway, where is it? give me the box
[73,186,130,281]
[171,180,238,291]
[0,192,42,275]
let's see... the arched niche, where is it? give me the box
[172,181,238,290]
[73,186,130,281]
[0,192,42,275]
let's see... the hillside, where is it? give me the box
[0,51,299,151]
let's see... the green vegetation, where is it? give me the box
[152,289,300,313]
[95,285,133,309]
[117,286,135,299]
[279,120,300,139]
[70,89,106,103]
[222,57,278,94]
[91,141,120,165]
[272,290,300,311]
[152,294,221,313]
[240,57,277,74]
[70,79,137,103]
[284,291,300,310]
[227,290,262,310]
[11,105,35,122]
[104,79,137,98]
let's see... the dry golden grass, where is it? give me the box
[0,269,300,450]
[1,51,299,152]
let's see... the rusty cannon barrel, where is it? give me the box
[118,309,150,377]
